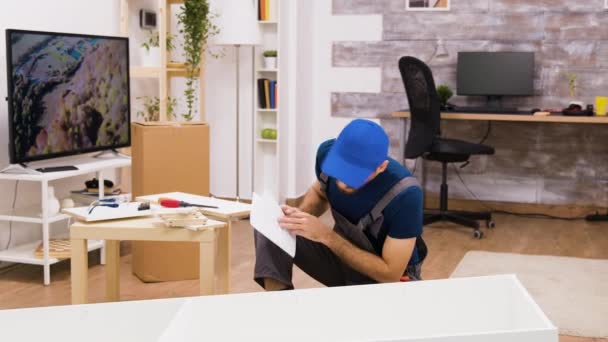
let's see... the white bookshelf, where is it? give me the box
[253,0,281,200]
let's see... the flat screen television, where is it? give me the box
[457,51,535,97]
[6,29,131,164]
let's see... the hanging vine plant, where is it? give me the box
[177,0,219,121]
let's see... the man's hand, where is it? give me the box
[278,206,333,245]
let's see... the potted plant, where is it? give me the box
[436,84,454,110]
[177,0,219,121]
[141,30,177,66]
[562,72,585,110]
[263,50,277,69]
[136,96,178,122]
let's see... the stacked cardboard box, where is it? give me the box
[131,121,210,282]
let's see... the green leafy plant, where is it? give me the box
[177,0,219,121]
[141,30,177,52]
[562,72,578,98]
[436,85,454,107]
[136,96,178,122]
[263,50,277,58]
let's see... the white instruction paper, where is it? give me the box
[250,193,296,257]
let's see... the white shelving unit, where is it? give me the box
[253,0,281,200]
[0,156,131,285]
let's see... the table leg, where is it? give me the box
[105,240,121,302]
[70,238,88,304]
[199,232,217,296]
[217,220,231,294]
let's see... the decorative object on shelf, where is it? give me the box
[178,0,219,121]
[562,71,579,101]
[139,9,157,30]
[263,50,277,69]
[61,198,75,209]
[212,0,261,201]
[136,96,178,122]
[47,186,61,216]
[436,84,454,110]
[141,30,177,66]
[406,0,450,11]
[595,96,607,116]
[85,178,117,194]
[261,128,277,140]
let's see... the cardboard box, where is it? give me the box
[131,121,210,282]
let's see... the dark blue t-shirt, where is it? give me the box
[315,139,423,265]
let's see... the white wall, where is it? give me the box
[290,0,384,197]
[0,1,121,263]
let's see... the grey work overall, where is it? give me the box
[254,174,425,289]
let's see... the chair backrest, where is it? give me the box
[398,56,441,159]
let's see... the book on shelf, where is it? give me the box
[269,80,276,109]
[257,78,267,108]
[259,0,265,21]
[269,0,276,21]
[257,78,278,109]
[258,0,275,21]
[264,79,271,109]
[274,82,278,108]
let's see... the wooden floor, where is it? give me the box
[0,213,606,342]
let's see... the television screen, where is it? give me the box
[6,29,131,164]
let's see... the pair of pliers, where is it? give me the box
[88,198,120,214]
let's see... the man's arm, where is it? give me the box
[295,181,329,217]
[278,211,415,283]
[325,233,415,283]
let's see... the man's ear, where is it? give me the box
[376,160,389,173]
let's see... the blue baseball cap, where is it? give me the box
[321,119,389,189]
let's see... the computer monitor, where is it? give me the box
[6,29,131,164]
[457,52,535,100]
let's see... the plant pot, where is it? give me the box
[141,47,160,67]
[264,57,277,70]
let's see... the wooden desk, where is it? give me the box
[70,216,226,304]
[392,111,608,124]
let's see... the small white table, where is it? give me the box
[0,275,557,342]
[0,156,131,285]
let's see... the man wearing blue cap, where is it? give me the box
[254,119,425,290]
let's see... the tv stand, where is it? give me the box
[0,156,131,285]
[0,163,42,175]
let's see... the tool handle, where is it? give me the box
[159,199,181,208]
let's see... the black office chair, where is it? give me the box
[399,56,495,239]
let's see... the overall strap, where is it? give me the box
[358,176,421,233]
[319,172,329,193]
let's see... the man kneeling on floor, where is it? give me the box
[254,119,427,290]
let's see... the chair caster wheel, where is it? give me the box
[473,230,484,239]
[486,220,496,229]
